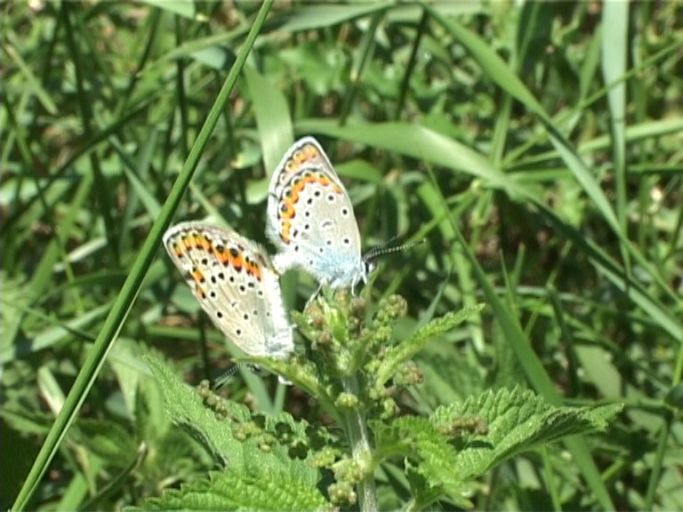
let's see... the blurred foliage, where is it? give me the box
[1,0,682,510]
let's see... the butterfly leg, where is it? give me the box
[304,282,324,310]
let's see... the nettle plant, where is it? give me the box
[140,290,621,511]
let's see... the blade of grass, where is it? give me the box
[430,5,618,220]
[340,10,385,125]
[417,183,485,352]
[0,303,105,364]
[274,1,392,33]
[601,0,630,271]
[296,120,682,343]
[502,39,682,167]
[115,7,161,119]
[140,0,204,21]
[26,173,93,312]
[110,135,162,219]
[509,118,683,169]
[11,2,274,508]
[297,119,531,198]
[245,66,294,175]
[112,130,161,255]
[0,99,152,238]
[424,4,678,304]
[395,8,428,120]
[61,2,118,264]
[2,41,58,115]
[1,92,83,314]
[175,14,190,157]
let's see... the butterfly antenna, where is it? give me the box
[363,238,426,263]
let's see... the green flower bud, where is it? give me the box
[310,446,340,468]
[328,482,357,506]
[335,392,359,409]
[380,397,399,419]
[317,329,333,346]
[196,380,211,398]
[350,296,367,318]
[395,361,424,386]
[373,325,392,344]
[309,310,326,329]
[333,458,366,483]
[437,416,489,437]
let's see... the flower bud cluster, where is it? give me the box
[197,380,230,419]
[394,360,424,386]
[328,481,357,506]
[310,446,340,468]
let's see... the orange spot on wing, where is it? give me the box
[232,254,244,271]
[191,269,205,283]
[280,221,291,244]
[197,234,212,252]
[216,248,230,265]
[245,260,262,280]
[251,263,262,280]
[280,202,296,219]
[304,143,319,160]
[288,172,319,203]
[284,144,321,177]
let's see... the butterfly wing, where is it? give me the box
[268,165,363,288]
[267,137,345,246]
[163,222,293,358]
[267,136,341,197]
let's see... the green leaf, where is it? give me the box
[374,388,622,505]
[0,304,110,364]
[141,361,326,510]
[145,355,248,465]
[135,468,328,511]
[373,305,485,389]
[139,0,206,21]
[296,119,533,201]
[245,66,293,193]
[274,2,392,32]
[430,387,623,480]
[189,45,236,71]
[145,356,320,488]
[373,416,473,507]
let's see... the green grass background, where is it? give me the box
[1,1,682,510]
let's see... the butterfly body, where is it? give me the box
[266,137,367,290]
[163,222,293,359]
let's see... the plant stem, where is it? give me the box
[342,375,378,512]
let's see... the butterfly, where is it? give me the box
[265,137,370,292]
[163,222,293,359]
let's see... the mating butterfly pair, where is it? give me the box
[163,137,368,359]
